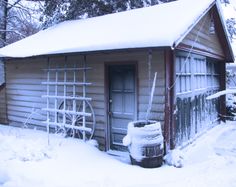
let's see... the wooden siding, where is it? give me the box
[6,58,47,128]
[174,52,221,147]
[5,50,166,150]
[137,51,165,122]
[180,12,225,60]
[0,59,7,123]
[0,85,7,123]
[0,60,4,85]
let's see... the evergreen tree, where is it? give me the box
[226,18,236,41]
[42,0,176,28]
[220,0,236,41]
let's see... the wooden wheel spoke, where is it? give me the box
[57,99,96,140]
[65,113,72,120]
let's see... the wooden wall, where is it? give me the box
[179,12,225,60]
[174,52,221,147]
[0,85,7,123]
[0,60,7,123]
[5,50,166,150]
[6,58,47,127]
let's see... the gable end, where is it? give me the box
[177,4,233,62]
[177,10,224,60]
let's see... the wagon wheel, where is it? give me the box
[57,99,96,140]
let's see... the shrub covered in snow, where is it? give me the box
[0,131,52,162]
[226,94,236,120]
[164,149,184,168]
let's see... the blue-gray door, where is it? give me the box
[108,65,136,151]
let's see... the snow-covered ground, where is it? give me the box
[0,121,236,187]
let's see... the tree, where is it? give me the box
[220,0,236,41]
[220,0,230,5]
[0,0,43,46]
[6,0,42,44]
[42,0,176,28]
[0,0,8,47]
[226,18,236,41]
[0,0,43,124]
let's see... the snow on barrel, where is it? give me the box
[123,120,164,168]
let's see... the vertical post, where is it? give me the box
[82,55,87,141]
[72,61,76,137]
[46,57,50,145]
[54,64,58,124]
[164,49,175,152]
[190,56,195,100]
[63,56,67,127]
[219,62,226,122]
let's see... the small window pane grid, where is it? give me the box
[176,56,192,94]
[42,57,94,141]
[176,55,220,95]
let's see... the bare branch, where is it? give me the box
[0,29,26,37]
[7,0,22,11]
[0,37,9,46]
[7,1,43,22]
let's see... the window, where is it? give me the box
[175,53,220,95]
[206,61,220,90]
[176,56,191,94]
[193,57,206,90]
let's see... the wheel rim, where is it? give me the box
[57,99,96,140]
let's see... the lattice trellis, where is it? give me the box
[42,56,95,142]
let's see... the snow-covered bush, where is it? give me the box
[226,69,236,87]
[0,169,9,186]
[226,93,236,120]
[164,149,184,168]
[0,132,52,162]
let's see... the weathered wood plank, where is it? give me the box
[6,50,166,149]
[181,13,224,58]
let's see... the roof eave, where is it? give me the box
[1,46,173,61]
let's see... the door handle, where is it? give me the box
[108,111,113,116]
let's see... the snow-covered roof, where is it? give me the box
[0,0,224,58]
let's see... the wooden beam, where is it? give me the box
[219,62,226,121]
[0,82,5,91]
[164,49,175,151]
[176,44,225,60]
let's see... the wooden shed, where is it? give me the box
[0,0,234,152]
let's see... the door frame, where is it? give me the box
[104,61,138,151]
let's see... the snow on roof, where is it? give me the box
[0,0,216,58]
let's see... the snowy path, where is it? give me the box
[0,122,236,187]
